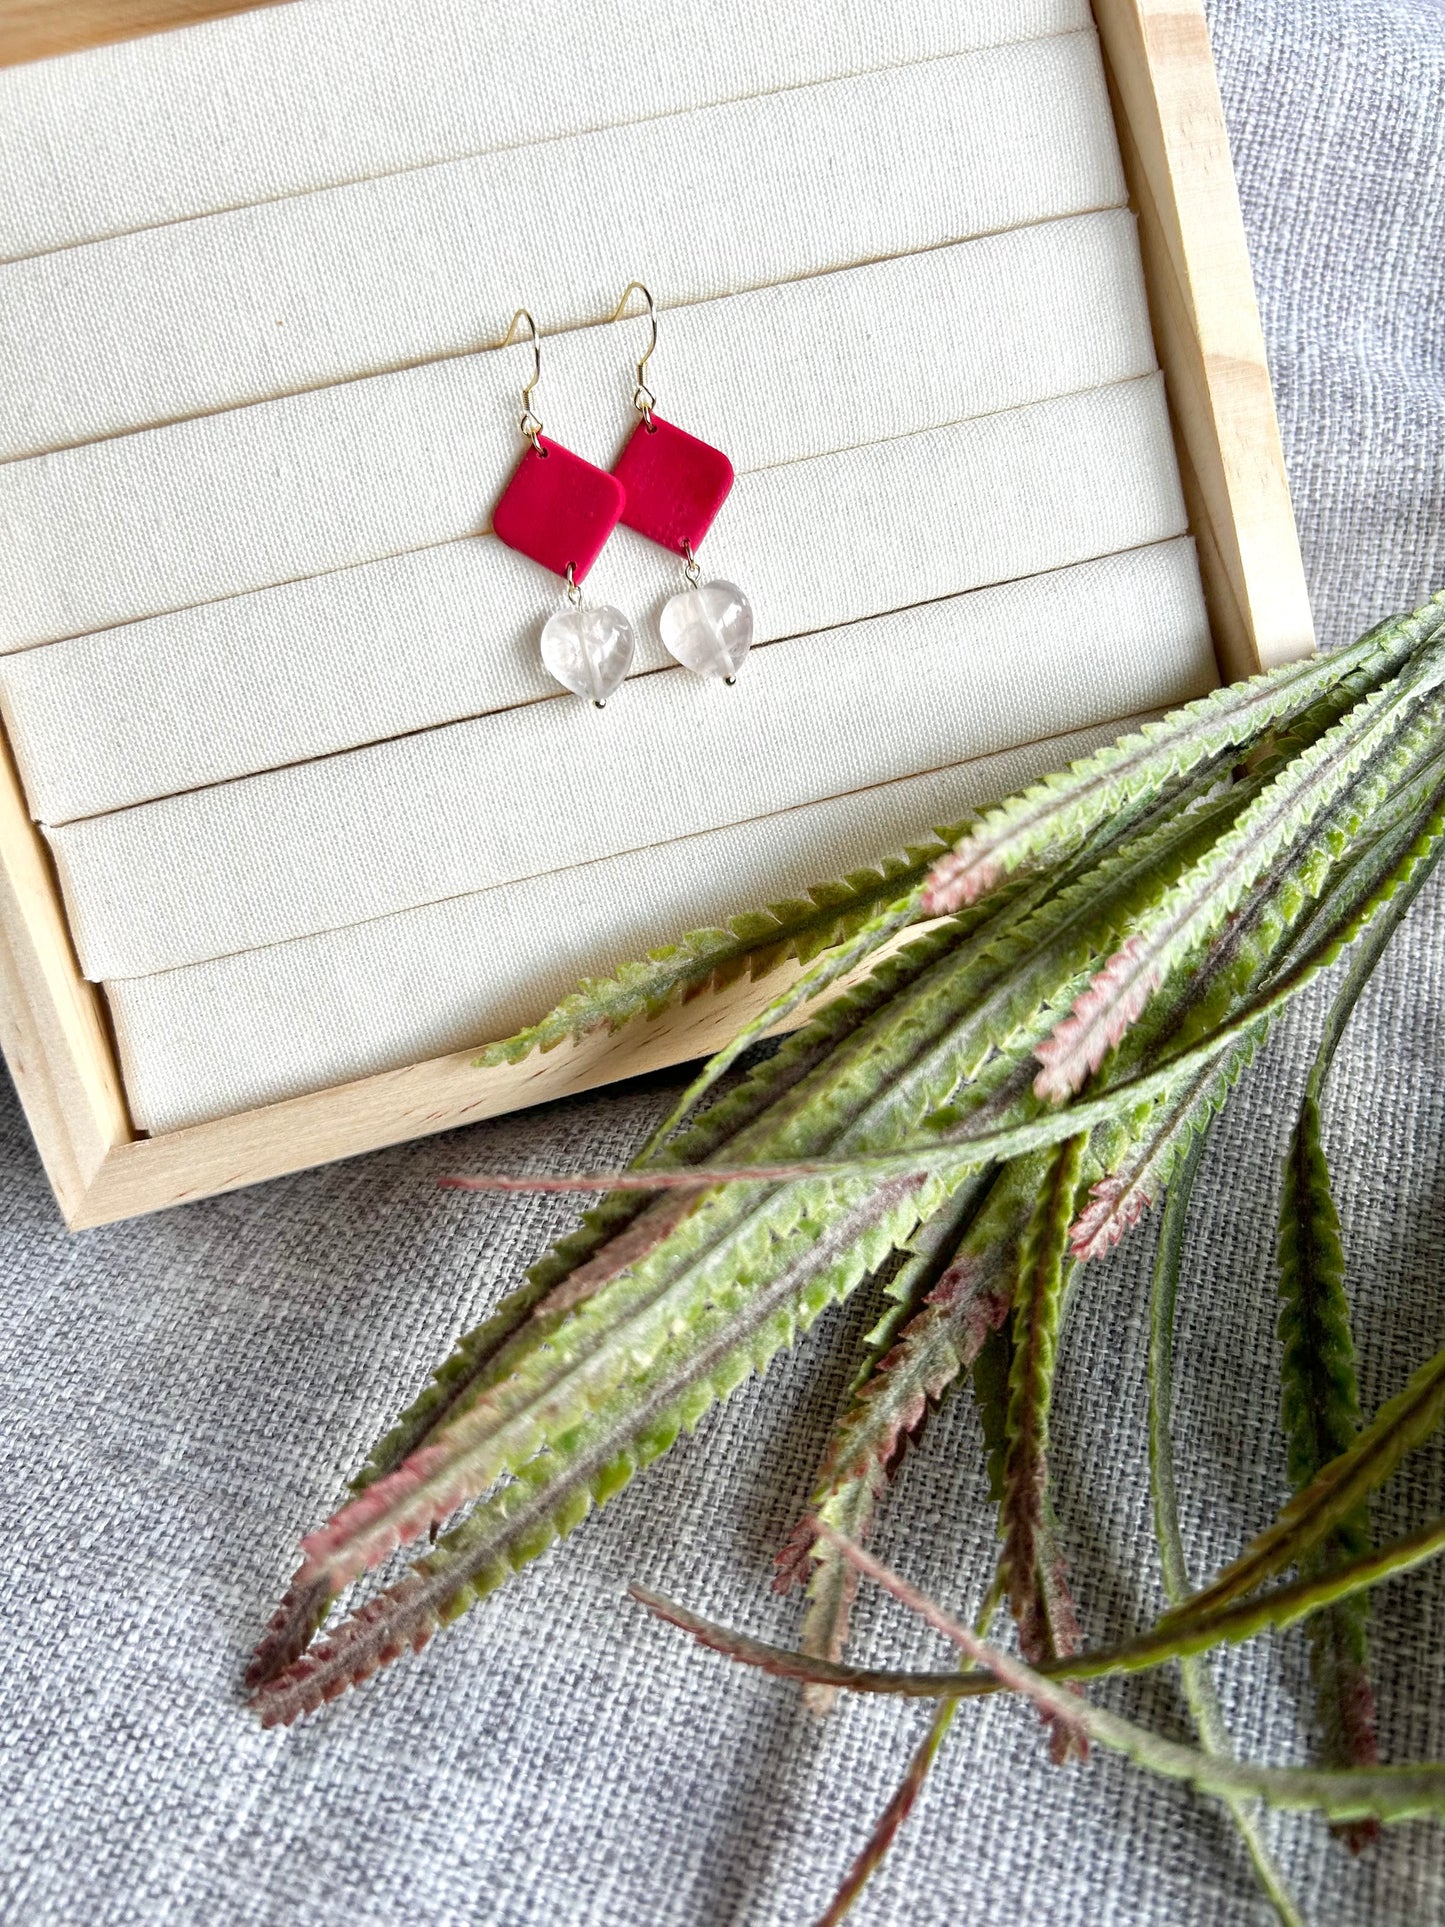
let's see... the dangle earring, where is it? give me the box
[491,309,636,707]
[609,283,754,684]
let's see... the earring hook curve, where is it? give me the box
[501,308,544,448]
[610,281,658,423]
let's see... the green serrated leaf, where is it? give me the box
[923,594,1445,912]
[1168,1341,1445,1630]
[474,846,957,1069]
[249,597,1445,1727]
[1034,661,1445,1099]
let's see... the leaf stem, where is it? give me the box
[1149,1129,1306,1926]
[632,1509,1445,1702]
[642,1532,1445,1827]
[814,1570,1004,1927]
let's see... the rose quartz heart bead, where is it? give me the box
[540,603,636,706]
[658,580,753,681]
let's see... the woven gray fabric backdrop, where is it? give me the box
[2,1,1443,1919]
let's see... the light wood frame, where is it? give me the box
[0,0,1314,1227]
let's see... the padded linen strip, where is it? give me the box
[48,536,1213,980]
[105,710,1162,1135]
[0,212,1152,656]
[1,248,1165,823]
[13,377,1186,823]
[0,35,1125,459]
[0,0,1087,260]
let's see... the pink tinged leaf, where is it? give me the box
[1307,1586,1381,1853]
[789,1519,865,1719]
[1331,1655,1382,1854]
[1065,918,1269,1262]
[776,1284,956,1706]
[998,1154,1074,1642]
[773,1517,825,1597]
[1035,1513,1088,1765]
[1068,1172,1157,1261]
[775,1241,1013,1715]
[285,1184,772,1606]
[1038,1548,1084,1665]
[909,600,1444,926]
[251,1575,440,1729]
[295,1440,459,1587]
[780,1246,1018,1586]
[1033,935,1162,1102]
[342,1154,919,1605]
[253,1174,934,1721]
[792,1318,942,1517]
[246,1441,463,1689]
[934,1239,1020,1328]
[1339,1658,1380,1777]
[243,1573,336,1691]
[1014,1530,1089,1765]
[996,1138,1090,1759]
[920,843,1004,916]
[1065,1056,1233,1263]
[537,1192,701,1315]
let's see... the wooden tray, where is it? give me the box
[0,0,1313,1227]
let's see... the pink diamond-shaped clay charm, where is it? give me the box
[493,436,626,583]
[613,415,735,555]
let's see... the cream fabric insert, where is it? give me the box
[50,538,1210,981]
[0,35,1124,458]
[0,0,1087,260]
[106,712,1159,1135]
[12,360,1174,823]
[0,8,1222,1134]
[0,211,1150,654]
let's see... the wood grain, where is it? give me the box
[1095,0,1314,676]
[0,0,1317,1225]
[0,0,284,65]
[0,733,132,1219]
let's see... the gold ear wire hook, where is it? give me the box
[610,281,658,424]
[501,308,544,449]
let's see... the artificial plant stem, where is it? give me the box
[639,742,1235,1163]
[1148,1129,1307,1927]
[1034,662,1445,1100]
[251,598,1445,1732]
[921,595,1445,915]
[476,600,1440,1080]
[814,1570,1006,1927]
[446,748,1445,1207]
[634,888,929,1164]
[1000,1135,1087,1676]
[813,1532,1445,1827]
[633,1510,1445,1705]
[303,772,1288,1615]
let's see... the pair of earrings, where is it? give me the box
[491,284,753,707]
